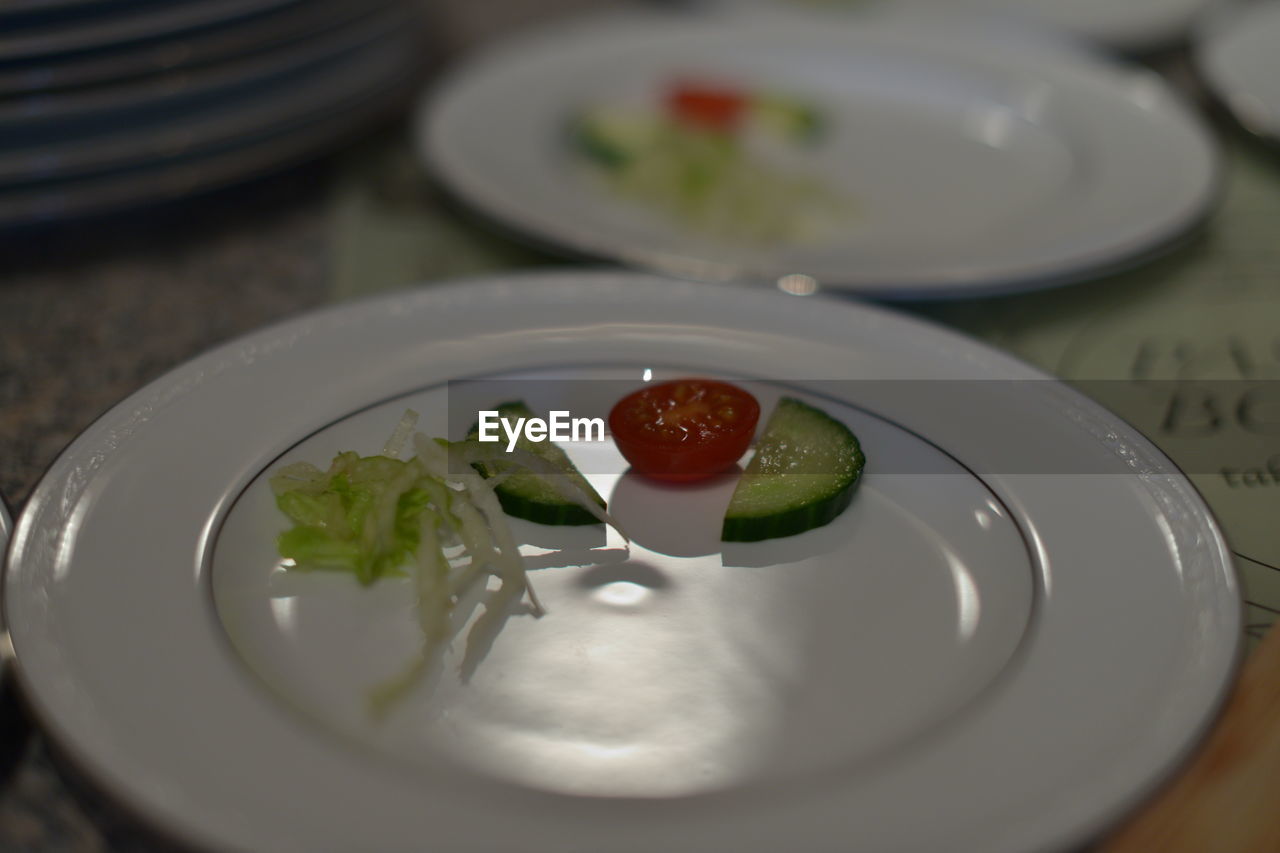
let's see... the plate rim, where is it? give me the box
[3,270,1242,853]
[418,10,1223,299]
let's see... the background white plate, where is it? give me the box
[706,0,1219,52]
[1196,0,1280,145]
[421,13,1221,299]
[5,272,1240,853]
[908,0,1214,50]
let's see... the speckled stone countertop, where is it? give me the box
[0,160,340,853]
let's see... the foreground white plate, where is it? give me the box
[421,13,1220,298]
[5,272,1239,853]
[1196,0,1280,145]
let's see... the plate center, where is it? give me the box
[210,378,1035,797]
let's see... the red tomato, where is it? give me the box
[609,379,760,481]
[666,83,749,133]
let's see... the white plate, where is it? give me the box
[909,0,1214,50]
[5,272,1239,853]
[421,13,1220,299]
[1196,0,1280,145]
[708,0,1217,52]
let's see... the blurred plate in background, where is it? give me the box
[421,12,1220,299]
[1196,0,1280,146]
[702,0,1219,53]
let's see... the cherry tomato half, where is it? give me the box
[609,379,760,482]
[665,82,749,134]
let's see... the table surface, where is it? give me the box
[2,1,1278,850]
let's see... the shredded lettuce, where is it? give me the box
[271,410,618,716]
[576,107,851,245]
[271,453,428,585]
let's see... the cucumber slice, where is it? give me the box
[572,109,658,170]
[469,401,607,526]
[752,95,823,143]
[722,397,864,542]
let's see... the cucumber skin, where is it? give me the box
[469,401,606,527]
[571,116,634,171]
[721,397,864,542]
[491,489,602,527]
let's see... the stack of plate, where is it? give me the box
[0,0,425,228]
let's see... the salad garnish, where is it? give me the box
[270,391,866,714]
[571,80,852,244]
[271,410,622,716]
[605,382,865,540]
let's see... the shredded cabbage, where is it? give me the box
[270,411,617,716]
[580,111,852,245]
